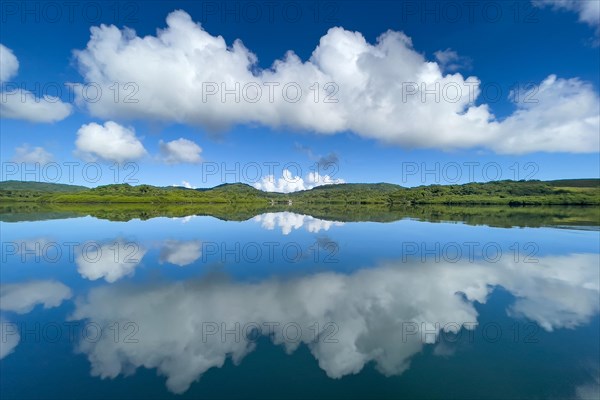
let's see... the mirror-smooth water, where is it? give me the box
[1,209,599,399]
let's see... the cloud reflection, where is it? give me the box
[0,280,72,359]
[70,253,599,393]
[0,280,72,314]
[159,240,202,267]
[76,240,147,283]
[253,212,344,235]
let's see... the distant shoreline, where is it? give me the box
[1,179,599,206]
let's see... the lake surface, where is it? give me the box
[1,208,599,399]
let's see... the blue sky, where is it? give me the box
[0,0,599,189]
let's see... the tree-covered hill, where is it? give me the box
[0,180,87,192]
[0,179,598,205]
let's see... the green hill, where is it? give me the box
[38,182,274,204]
[0,180,87,192]
[0,179,598,205]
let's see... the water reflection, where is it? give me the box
[576,373,600,400]
[1,211,598,398]
[253,212,344,235]
[0,280,72,360]
[158,240,202,267]
[2,204,598,229]
[63,253,599,394]
[0,280,72,314]
[75,241,147,283]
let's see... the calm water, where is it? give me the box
[1,209,599,399]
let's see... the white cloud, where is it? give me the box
[159,240,202,266]
[534,0,600,28]
[254,169,345,193]
[72,11,599,153]
[434,48,472,72]
[0,43,72,123]
[75,121,147,163]
[0,44,19,82]
[12,144,54,164]
[69,253,599,394]
[495,75,600,153]
[75,240,147,283]
[0,318,20,360]
[1,89,73,123]
[0,280,72,314]
[171,181,196,189]
[181,180,195,189]
[576,372,600,400]
[159,138,202,164]
[253,212,344,235]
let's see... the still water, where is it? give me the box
[1,208,599,399]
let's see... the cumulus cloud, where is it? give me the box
[534,0,600,28]
[171,181,196,189]
[75,121,147,163]
[12,144,54,164]
[253,212,344,235]
[496,75,600,153]
[254,169,345,193]
[75,240,147,283]
[0,44,72,122]
[0,280,72,314]
[0,44,19,82]
[69,253,599,394]
[159,240,202,266]
[181,181,195,189]
[159,138,202,164]
[1,91,73,123]
[72,11,599,153]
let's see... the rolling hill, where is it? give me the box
[0,179,598,205]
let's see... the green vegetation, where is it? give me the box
[0,180,88,192]
[546,179,600,188]
[1,179,598,228]
[290,183,402,204]
[0,180,88,201]
[0,179,598,206]
[2,202,598,229]
[389,180,600,206]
